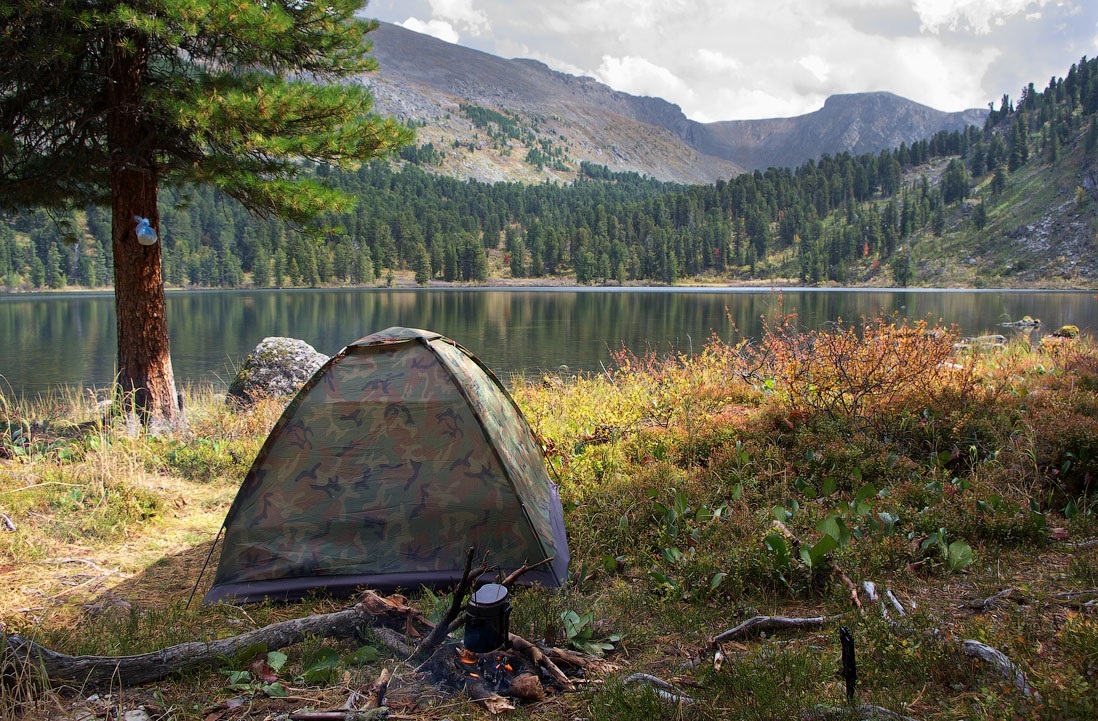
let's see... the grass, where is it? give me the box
[2,317,1098,720]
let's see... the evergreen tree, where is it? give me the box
[252,244,271,288]
[0,0,410,428]
[1008,118,1030,171]
[411,242,431,285]
[973,199,988,230]
[890,251,912,287]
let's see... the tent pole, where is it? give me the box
[186,525,224,609]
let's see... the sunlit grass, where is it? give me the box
[2,323,1098,719]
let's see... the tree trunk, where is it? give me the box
[106,29,184,432]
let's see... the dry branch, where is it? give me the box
[357,590,434,639]
[499,557,554,588]
[885,589,907,617]
[802,704,921,721]
[965,588,1014,611]
[372,627,416,659]
[541,645,619,675]
[4,605,375,688]
[413,548,488,662]
[708,615,841,646]
[962,640,1040,700]
[831,560,860,611]
[506,634,573,691]
[289,710,389,721]
[622,673,696,705]
[364,667,391,710]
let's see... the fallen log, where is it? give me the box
[708,615,842,646]
[4,605,376,688]
[962,640,1040,700]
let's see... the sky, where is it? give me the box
[362,0,1098,123]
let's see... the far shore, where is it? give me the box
[4,272,1098,295]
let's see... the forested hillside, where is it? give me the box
[4,57,1098,290]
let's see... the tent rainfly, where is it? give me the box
[203,327,570,603]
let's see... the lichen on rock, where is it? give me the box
[226,337,329,405]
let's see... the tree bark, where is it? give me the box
[106,28,184,432]
[4,606,372,688]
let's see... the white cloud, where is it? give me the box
[799,55,833,83]
[694,49,741,75]
[912,0,1054,34]
[367,0,1097,121]
[595,55,695,104]
[887,36,1001,109]
[428,0,490,33]
[398,17,461,44]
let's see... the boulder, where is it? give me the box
[227,337,329,405]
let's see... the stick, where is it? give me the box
[966,588,1014,610]
[622,673,696,705]
[0,512,14,532]
[885,589,907,617]
[413,548,488,661]
[962,640,1040,700]
[542,645,619,674]
[357,589,435,639]
[507,634,574,691]
[802,704,921,721]
[708,615,841,646]
[831,560,861,611]
[289,711,388,721]
[499,557,554,588]
[372,627,416,659]
[365,667,391,710]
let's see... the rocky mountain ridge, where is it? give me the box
[363,22,988,183]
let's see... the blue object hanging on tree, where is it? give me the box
[134,215,159,245]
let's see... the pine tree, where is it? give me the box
[0,1,410,429]
[411,242,431,285]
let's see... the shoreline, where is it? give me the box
[4,275,1098,295]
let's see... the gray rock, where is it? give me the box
[227,337,329,405]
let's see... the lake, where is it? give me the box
[2,287,1095,397]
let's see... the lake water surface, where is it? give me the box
[2,287,1095,396]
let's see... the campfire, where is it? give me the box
[425,644,548,704]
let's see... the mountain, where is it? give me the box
[363,22,987,183]
[702,92,988,171]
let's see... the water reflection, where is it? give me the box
[1,288,1094,395]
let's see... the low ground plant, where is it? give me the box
[2,326,1097,719]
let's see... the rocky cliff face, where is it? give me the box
[703,92,988,170]
[363,22,987,183]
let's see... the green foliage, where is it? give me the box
[0,0,412,220]
[221,650,289,698]
[919,528,974,571]
[559,610,621,657]
[5,54,1098,291]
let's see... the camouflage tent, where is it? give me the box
[204,327,570,603]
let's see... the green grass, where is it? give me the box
[2,322,1098,719]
